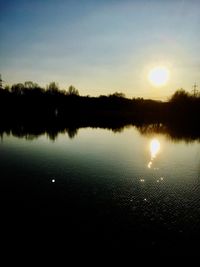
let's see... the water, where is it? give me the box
[0,126,200,248]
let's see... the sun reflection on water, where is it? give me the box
[150,139,160,158]
[148,138,160,168]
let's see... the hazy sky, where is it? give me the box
[0,0,199,99]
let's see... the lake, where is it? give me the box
[0,125,200,248]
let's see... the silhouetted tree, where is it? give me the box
[46,82,60,94]
[11,83,25,94]
[24,81,39,89]
[67,85,79,96]
[109,92,126,98]
[4,85,10,92]
[169,89,189,102]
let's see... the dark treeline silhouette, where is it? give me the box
[0,81,200,141]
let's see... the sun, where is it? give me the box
[148,66,170,87]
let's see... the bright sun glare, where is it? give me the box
[148,66,170,87]
[150,139,160,159]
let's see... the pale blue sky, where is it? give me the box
[0,0,200,99]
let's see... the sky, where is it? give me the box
[0,0,200,99]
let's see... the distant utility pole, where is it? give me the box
[192,82,198,96]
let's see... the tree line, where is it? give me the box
[0,80,199,128]
[1,81,80,96]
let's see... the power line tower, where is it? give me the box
[192,82,198,96]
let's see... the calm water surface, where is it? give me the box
[1,126,200,247]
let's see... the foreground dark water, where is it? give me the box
[0,125,200,248]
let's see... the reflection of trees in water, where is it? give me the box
[65,128,78,139]
[0,126,79,141]
[0,122,200,143]
[137,123,166,135]
[137,123,200,143]
[110,127,125,133]
[0,128,78,141]
[47,132,59,141]
[45,128,78,140]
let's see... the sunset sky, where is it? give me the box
[0,0,199,99]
